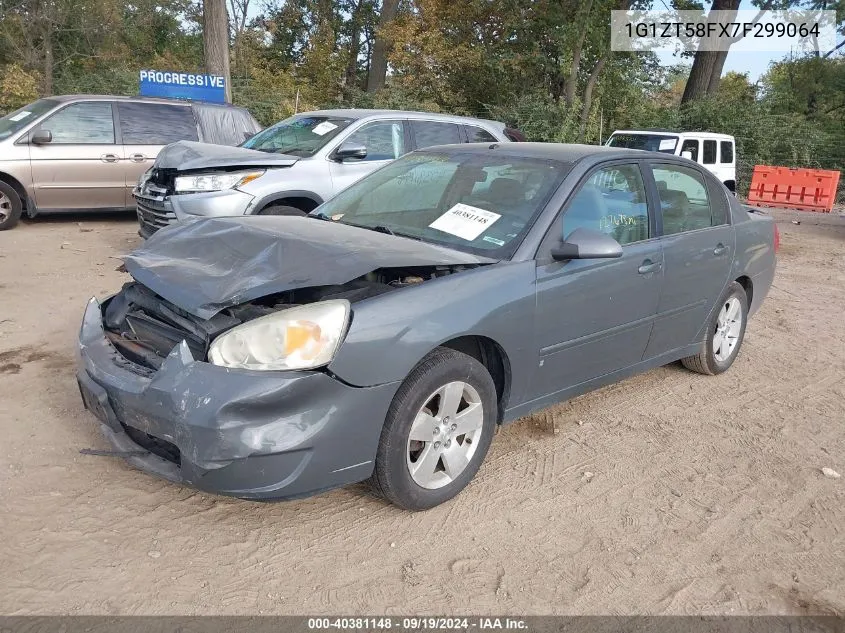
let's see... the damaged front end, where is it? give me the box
[76,215,492,499]
[101,264,474,372]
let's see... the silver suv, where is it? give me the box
[0,95,261,230]
[135,109,521,238]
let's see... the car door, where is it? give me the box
[117,101,199,206]
[28,101,125,210]
[529,161,664,401]
[642,162,735,359]
[327,119,408,195]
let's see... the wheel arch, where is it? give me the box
[735,274,753,308]
[0,171,32,214]
[438,335,512,424]
[253,191,323,214]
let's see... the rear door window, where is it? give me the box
[720,141,734,164]
[651,164,714,234]
[118,102,198,144]
[39,102,115,144]
[702,140,717,164]
[464,125,497,143]
[411,121,461,149]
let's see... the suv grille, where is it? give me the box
[135,182,175,236]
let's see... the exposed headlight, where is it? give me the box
[174,170,265,193]
[208,300,350,371]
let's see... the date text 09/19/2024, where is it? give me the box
[307,618,528,630]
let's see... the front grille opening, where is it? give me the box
[102,284,236,371]
[122,423,181,466]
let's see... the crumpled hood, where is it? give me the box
[153,140,299,171]
[123,216,494,319]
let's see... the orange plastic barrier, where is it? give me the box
[746,165,841,213]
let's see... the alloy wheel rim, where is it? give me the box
[713,297,742,362]
[406,381,484,490]
[0,192,10,221]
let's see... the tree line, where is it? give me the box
[0,0,843,196]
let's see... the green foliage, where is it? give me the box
[0,64,40,113]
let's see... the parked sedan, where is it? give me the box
[76,143,777,510]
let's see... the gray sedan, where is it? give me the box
[76,143,778,510]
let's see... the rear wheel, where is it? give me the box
[370,347,497,511]
[0,181,23,231]
[681,281,748,375]
[257,204,307,216]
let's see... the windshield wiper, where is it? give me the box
[342,221,422,241]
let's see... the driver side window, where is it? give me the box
[343,120,406,162]
[562,164,650,246]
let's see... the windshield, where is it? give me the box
[312,151,569,257]
[241,115,354,156]
[606,133,678,154]
[0,99,58,141]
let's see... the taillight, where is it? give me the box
[773,224,780,253]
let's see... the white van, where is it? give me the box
[605,129,737,192]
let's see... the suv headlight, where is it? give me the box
[208,300,350,371]
[174,170,265,193]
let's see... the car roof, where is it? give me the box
[417,141,656,163]
[299,108,505,127]
[612,129,734,140]
[43,94,246,109]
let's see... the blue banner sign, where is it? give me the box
[139,69,226,103]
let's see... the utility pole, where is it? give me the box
[203,0,232,102]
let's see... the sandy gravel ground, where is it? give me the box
[0,208,843,616]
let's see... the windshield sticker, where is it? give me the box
[9,111,32,122]
[312,121,338,136]
[429,204,501,241]
[482,236,505,247]
[659,138,677,151]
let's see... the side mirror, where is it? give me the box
[30,129,52,145]
[333,142,367,162]
[681,150,693,161]
[550,227,623,261]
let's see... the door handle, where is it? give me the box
[100,153,120,163]
[713,243,729,256]
[129,153,147,163]
[638,259,661,275]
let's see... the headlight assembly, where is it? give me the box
[174,170,265,193]
[208,300,350,371]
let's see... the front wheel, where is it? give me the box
[370,347,498,511]
[682,281,748,375]
[0,181,23,231]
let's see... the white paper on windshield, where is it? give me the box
[9,111,31,122]
[429,204,501,241]
[312,121,338,136]
[659,138,677,151]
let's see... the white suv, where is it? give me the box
[605,129,737,192]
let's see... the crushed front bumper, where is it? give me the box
[76,298,399,500]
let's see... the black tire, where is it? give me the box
[369,347,498,511]
[0,181,23,231]
[681,281,748,376]
[257,204,308,216]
